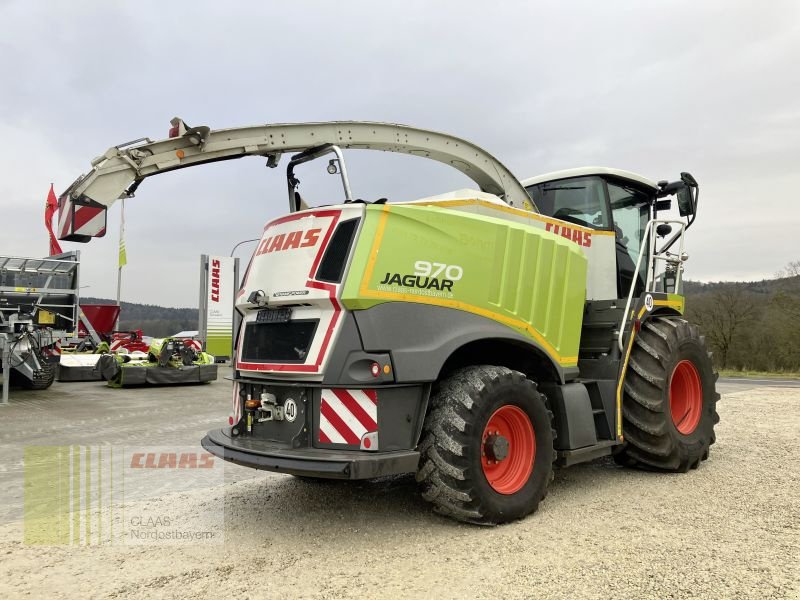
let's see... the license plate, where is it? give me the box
[256,308,292,323]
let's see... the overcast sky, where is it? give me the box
[1,1,798,307]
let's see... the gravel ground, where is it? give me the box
[0,386,797,599]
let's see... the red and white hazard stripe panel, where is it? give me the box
[58,198,107,240]
[229,382,241,426]
[58,201,72,239]
[184,339,203,352]
[319,389,378,447]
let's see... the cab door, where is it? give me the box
[527,176,654,301]
[605,179,652,299]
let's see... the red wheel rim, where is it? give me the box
[670,360,703,434]
[481,405,535,495]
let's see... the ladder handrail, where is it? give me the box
[617,219,687,352]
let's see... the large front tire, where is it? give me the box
[416,366,554,525]
[615,317,719,472]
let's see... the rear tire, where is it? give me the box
[416,366,554,525]
[615,317,719,472]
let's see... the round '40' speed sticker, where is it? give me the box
[284,398,298,422]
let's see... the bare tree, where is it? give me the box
[772,291,800,321]
[775,260,800,278]
[691,288,758,368]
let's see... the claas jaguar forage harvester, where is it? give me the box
[57,119,718,524]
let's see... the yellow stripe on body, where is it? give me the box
[659,299,684,312]
[408,199,617,237]
[616,332,636,440]
[358,205,391,294]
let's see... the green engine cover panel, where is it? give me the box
[341,204,587,367]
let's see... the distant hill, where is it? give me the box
[682,275,800,296]
[82,297,198,338]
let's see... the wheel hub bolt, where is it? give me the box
[484,434,509,462]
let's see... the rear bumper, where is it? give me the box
[201,428,420,480]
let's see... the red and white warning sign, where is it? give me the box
[58,196,107,241]
[319,389,378,446]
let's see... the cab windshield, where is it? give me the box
[532,176,610,229]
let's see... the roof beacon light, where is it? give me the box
[168,117,187,139]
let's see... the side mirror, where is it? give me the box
[678,171,698,216]
[677,185,696,217]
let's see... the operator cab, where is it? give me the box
[522,167,684,299]
[522,167,698,366]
